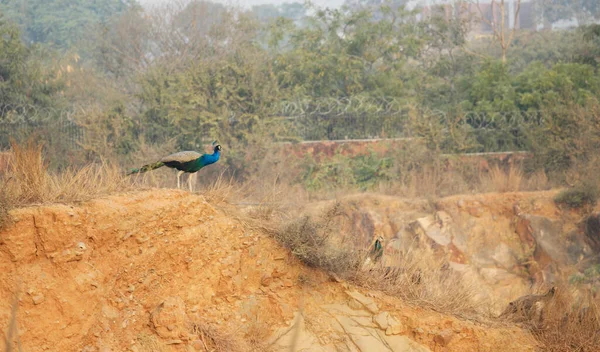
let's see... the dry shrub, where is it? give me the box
[245,318,273,352]
[9,138,49,203]
[190,319,249,352]
[1,138,134,208]
[525,286,600,352]
[480,164,523,193]
[275,203,362,279]
[357,249,485,319]
[0,177,13,229]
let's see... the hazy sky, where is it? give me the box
[138,0,346,9]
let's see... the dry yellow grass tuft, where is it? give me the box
[480,164,523,193]
[0,138,135,218]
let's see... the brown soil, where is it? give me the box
[1,190,538,351]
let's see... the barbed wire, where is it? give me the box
[275,96,408,117]
[0,103,75,123]
[0,101,547,148]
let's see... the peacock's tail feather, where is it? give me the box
[127,161,164,176]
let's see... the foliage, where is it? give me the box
[534,0,600,25]
[0,0,138,49]
[0,0,599,194]
[0,16,65,121]
[515,62,600,111]
[300,150,396,191]
[269,4,423,99]
[554,184,599,209]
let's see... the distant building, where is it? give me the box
[409,0,540,33]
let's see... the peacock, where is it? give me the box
[361,235,385,270]
[127,142,222,192]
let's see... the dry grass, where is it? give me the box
[479,164,523,193]
[199,169,245,205]
[524,286,600,352]
[244,318,273,352]
[274,203,487,319]
[0,177,12,229]
[357,248,487,319]
[0,138,135,217]
[136,333,168,351]
[523,170,550,191]
[189,319,249,352]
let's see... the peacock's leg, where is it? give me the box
[188,173,193,192]
[177,170,184,189]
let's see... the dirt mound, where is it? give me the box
[1,190,536,351]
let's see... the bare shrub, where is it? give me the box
[275,203,362,279]
[521,286,600,352]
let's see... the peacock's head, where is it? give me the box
[214,144,222,152]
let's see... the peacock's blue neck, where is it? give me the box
[202,151,220,165]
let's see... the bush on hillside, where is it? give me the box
[554,184,599,209]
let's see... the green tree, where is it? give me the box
[0,15,65,120]
[269,4,423,99]
[0,0,138,49]
[515,62,600,111]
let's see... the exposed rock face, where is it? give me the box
[319,192,599,313]
[520,214,592,266]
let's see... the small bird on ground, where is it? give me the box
[127,142,222,192]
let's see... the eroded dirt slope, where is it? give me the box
[1,190,536,351]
